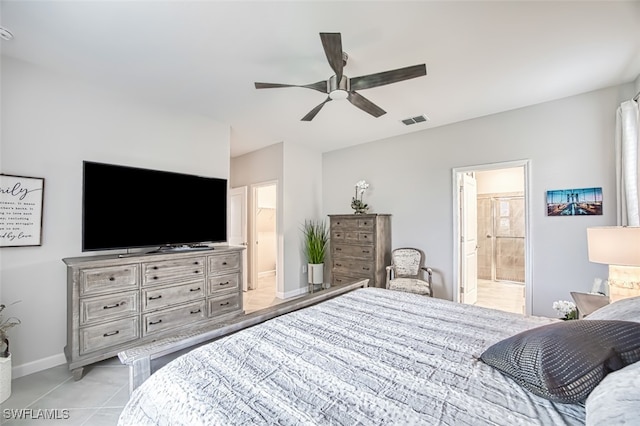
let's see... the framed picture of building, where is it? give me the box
[546,187,602,216]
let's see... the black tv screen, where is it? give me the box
[82,161,227,251]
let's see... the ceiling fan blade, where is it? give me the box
[350,64,427,91]
[255,80,327,94]
[320,32,344,82]
[347,92,386,118]
[301,97,332,121]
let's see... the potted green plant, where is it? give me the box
[0,302,20,403]
[302,220,329,287]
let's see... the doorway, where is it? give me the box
[453,161,531,315]
[244,182,280,314]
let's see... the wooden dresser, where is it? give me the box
[63,246,244,380]
[328,214,391,288]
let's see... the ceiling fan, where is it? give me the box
[254,32,427,121]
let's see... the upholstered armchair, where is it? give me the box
[385,248,433,297]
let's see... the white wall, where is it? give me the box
[282,142,323,297]
[1,57,230,376]
[323,84,634,317]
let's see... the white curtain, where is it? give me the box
[615,99,640,226]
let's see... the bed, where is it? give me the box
[118,288,640,425]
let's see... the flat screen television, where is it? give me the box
[82,161,227,252]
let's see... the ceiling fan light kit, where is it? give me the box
[255,32,427,121]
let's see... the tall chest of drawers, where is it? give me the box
[63,246,244,380]
[329,214,391,288]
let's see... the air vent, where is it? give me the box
[401,114,429,126]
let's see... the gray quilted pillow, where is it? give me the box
[480,320,640,403]
[585,295,640,323]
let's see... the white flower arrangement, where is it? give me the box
[552,300,577,320]
[351,180,370,214]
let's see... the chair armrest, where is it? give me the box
[385,265,394,289]
[420,266,433,284]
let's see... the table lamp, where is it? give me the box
[587,226,640,303]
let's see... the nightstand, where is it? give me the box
[570,292,609,319]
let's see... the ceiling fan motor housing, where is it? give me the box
[328,74,350,100]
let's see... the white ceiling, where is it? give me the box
[1,1,639,157]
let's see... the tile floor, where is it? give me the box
[474,278,526,314]
[1,276,525,425]
[243,274,286,314]
[1,357,129,425]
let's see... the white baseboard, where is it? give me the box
[12,353,67,379]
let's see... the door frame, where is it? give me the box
[452,159,533,315]
[250,180,280,295]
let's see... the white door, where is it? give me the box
[229,186,248,291]
[461,173,478,305]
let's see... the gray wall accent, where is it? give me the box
[323,84,635,317]
[1,57,231,377]
[230,142,323,298]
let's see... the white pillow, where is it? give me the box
[585,295,640,323]
[586,361,640,426]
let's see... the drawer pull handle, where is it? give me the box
[153,276,159,280]
[336,234,342,238]
[103,330,119,337]
[193,261,199,265]
[148,295,162,300]
[335,248,342,251]
[219,281,230,286]
[363,267,370,271]
[190,287,201,292]
[363,235,368,239]
[108,277,115,281]
[362,250,370,254]
[336,263,343,267]
[103,303,121,309]
[194,270,200,274]
[190,309,202,314]
[149,319,162,325]
[220,301,230,306]
[222,262,228,265]
[153,266,158,270]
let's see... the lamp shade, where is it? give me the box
[587,227,640,266]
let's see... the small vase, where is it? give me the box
[0,354,11,403]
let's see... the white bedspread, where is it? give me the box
[118,288,586,425]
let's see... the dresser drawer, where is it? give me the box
[143,300,206,336]
[79,317,139,355]
[208,293,241,317]
[142,257,205,286]
[142,279,205,312]
[356,218,375,229]
[80,265,138,295]
[333,274,371,286]
[207,273,240,295]
[344,231,374,243]
[80,291,139,325]
[332,259,376,277]
[208,253,240,272]
[332,244,375,259]
[331,218,358,229]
